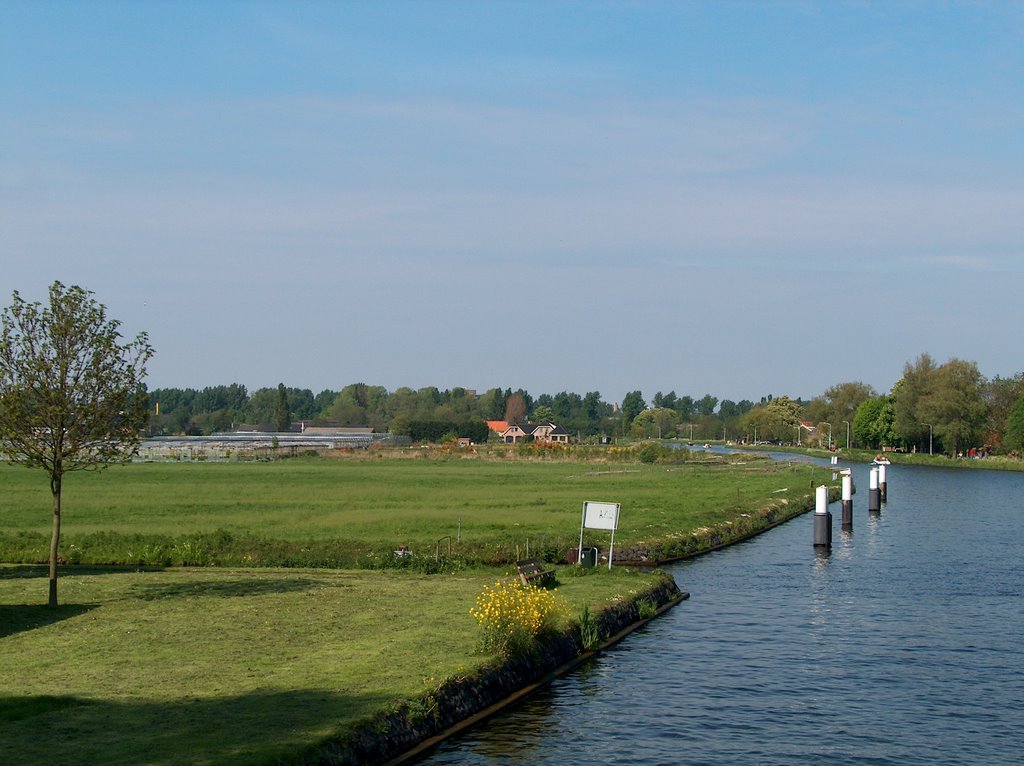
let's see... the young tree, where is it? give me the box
[0,282,153,606]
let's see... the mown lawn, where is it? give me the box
[0,564,657,766]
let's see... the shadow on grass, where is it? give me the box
[0,564,167,579]
[0,565,50,579]
[131,575,332,600]
[0,694,91,722]
[0,603,99,639]
[0,688,386,766]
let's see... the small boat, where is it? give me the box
[873,455,891,465]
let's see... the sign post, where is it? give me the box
[579,501,620,570]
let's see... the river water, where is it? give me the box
[422,460,1024,765]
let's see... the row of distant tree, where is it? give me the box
[145,354,1024,456]
[145,383,758,440]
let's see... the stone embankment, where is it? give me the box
[613,486,834,566]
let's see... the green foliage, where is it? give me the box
[891,355,989,455]
[531,404,555,423]
[578,605,600,650]
[637,597,658,619]
[741,395,807,443]
[1003,394,1024,454]
[274,383,290,432]
[403,419,489,443]
[919,359,989,456]
[0,281,153,605]
[892,353,937,449]
[621,390,646,424]
[697,394,719,417]
[631,407,679,438]
[638,441,664,463]
[0,282,154,474]
[852,395,896,450]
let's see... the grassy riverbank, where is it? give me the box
[1,452,829,764]
[0,564,672,765]
[0,454,829,568]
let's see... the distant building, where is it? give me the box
[495,421,570,444]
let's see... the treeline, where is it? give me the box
[735,356,1024,457]
[145,354,1024,455]
[844,355,1024,457]
[144,383,759,441]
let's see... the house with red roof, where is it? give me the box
[489,421,570,444]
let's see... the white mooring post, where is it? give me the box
[878,463,888,503]
[841,473,853,530]
[813,485,832,548]
[868,466,881,514]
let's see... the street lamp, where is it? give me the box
[825,422,832,450]
[924,423,933,455]
[843,420,850,450]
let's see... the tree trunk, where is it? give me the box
[49,473,62,607]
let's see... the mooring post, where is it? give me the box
[879,463,888,503]
[841,472,853,530]
[868,466,881,514]
[813,484,832,548]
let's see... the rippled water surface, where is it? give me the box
[423,464,1024,765]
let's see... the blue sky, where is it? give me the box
[2,1,1022,404]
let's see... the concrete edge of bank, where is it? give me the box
[291,576,686,766]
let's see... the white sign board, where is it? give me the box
[578,501,621,570]
[583,501,620,531]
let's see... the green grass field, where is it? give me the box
[1,453,829,764]
[0,455,826,568]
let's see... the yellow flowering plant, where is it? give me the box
[470,579,564,657]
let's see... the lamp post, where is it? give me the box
[925,423,933,455]
[843,420,850,450]
[825,422,832,450]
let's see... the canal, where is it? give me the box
[421,460,1024,765]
